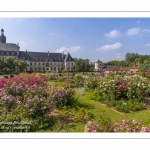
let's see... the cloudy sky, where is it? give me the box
[0,18,150,62]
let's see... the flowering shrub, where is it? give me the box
[84,78,100,91]
[0,73,55,132]
[49,89,76,108]
[84,121,99,132]
[24,96,54,118]
[110,119,150,132]
[84,119,150,132]
[98,75,150,101]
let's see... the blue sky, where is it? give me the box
[1,18,150,62]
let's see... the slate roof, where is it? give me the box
[0,50,17,56]
[64,53,74,61]
[0,43,18,51]
[18,51,67,62]
[95,59,102,63]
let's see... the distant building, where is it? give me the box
[94,59,103,71]
[94,58,140,76]
[0,28,75,72]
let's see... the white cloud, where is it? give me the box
[126,27,150,36]
[104,30,122,38]
[96,42,123,52]
[144,43,150,47]
[136,20,141,24]
[56,46,82,53]
[29,40,34,43]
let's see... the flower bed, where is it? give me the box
[0,73,76,132]
[83,75,150,113]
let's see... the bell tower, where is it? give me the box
[0,28,6,43]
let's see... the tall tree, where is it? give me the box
[15,60,27,72]
[4,57,15,72]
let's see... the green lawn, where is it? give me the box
[38,90,150,132]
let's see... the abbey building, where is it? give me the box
[0,28,75,72]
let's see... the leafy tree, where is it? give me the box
[0,59,5,73]
[139,58,150,71]
[15,60,27,72]
[74,58,91,72]
[4,57,15,73]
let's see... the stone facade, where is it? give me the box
[0,29,75,72]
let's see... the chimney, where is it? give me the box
[17,43,20,56]
[48,51,50,57]
[26,50,27,56]
[62,51,64,58]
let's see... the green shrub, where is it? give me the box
[76,74,84,81]
[85,90,101,101]
[115,99,146,113]
[115,100,130,113]
[59,106,93,123]
[57,78,63,82]
[85,78,99,91]
[98,113,112,132]
[4,75,8,78]
[62,70,66,74]
[74,88,86,96]
[10,74,14,78]
[46,70,51,74]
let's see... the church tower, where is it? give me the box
[0,28,6,43]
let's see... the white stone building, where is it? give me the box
[0,28,75,72]
[94,59,103,71]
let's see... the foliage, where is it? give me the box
[84,121,99,132]
[74,58,91,72]
[74,88,86,96]
[59,106,92,123]
[97,75,150,101]
[115,100,146,113]
[140,60,150,72]
[46,70,51,74]
[98,113,112,132]
[15,60,27,72]
[0,73,55,132]
[85,90,101,101]
[110,119,150,132]
[49,89,76,108]
[84,78,100,91]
